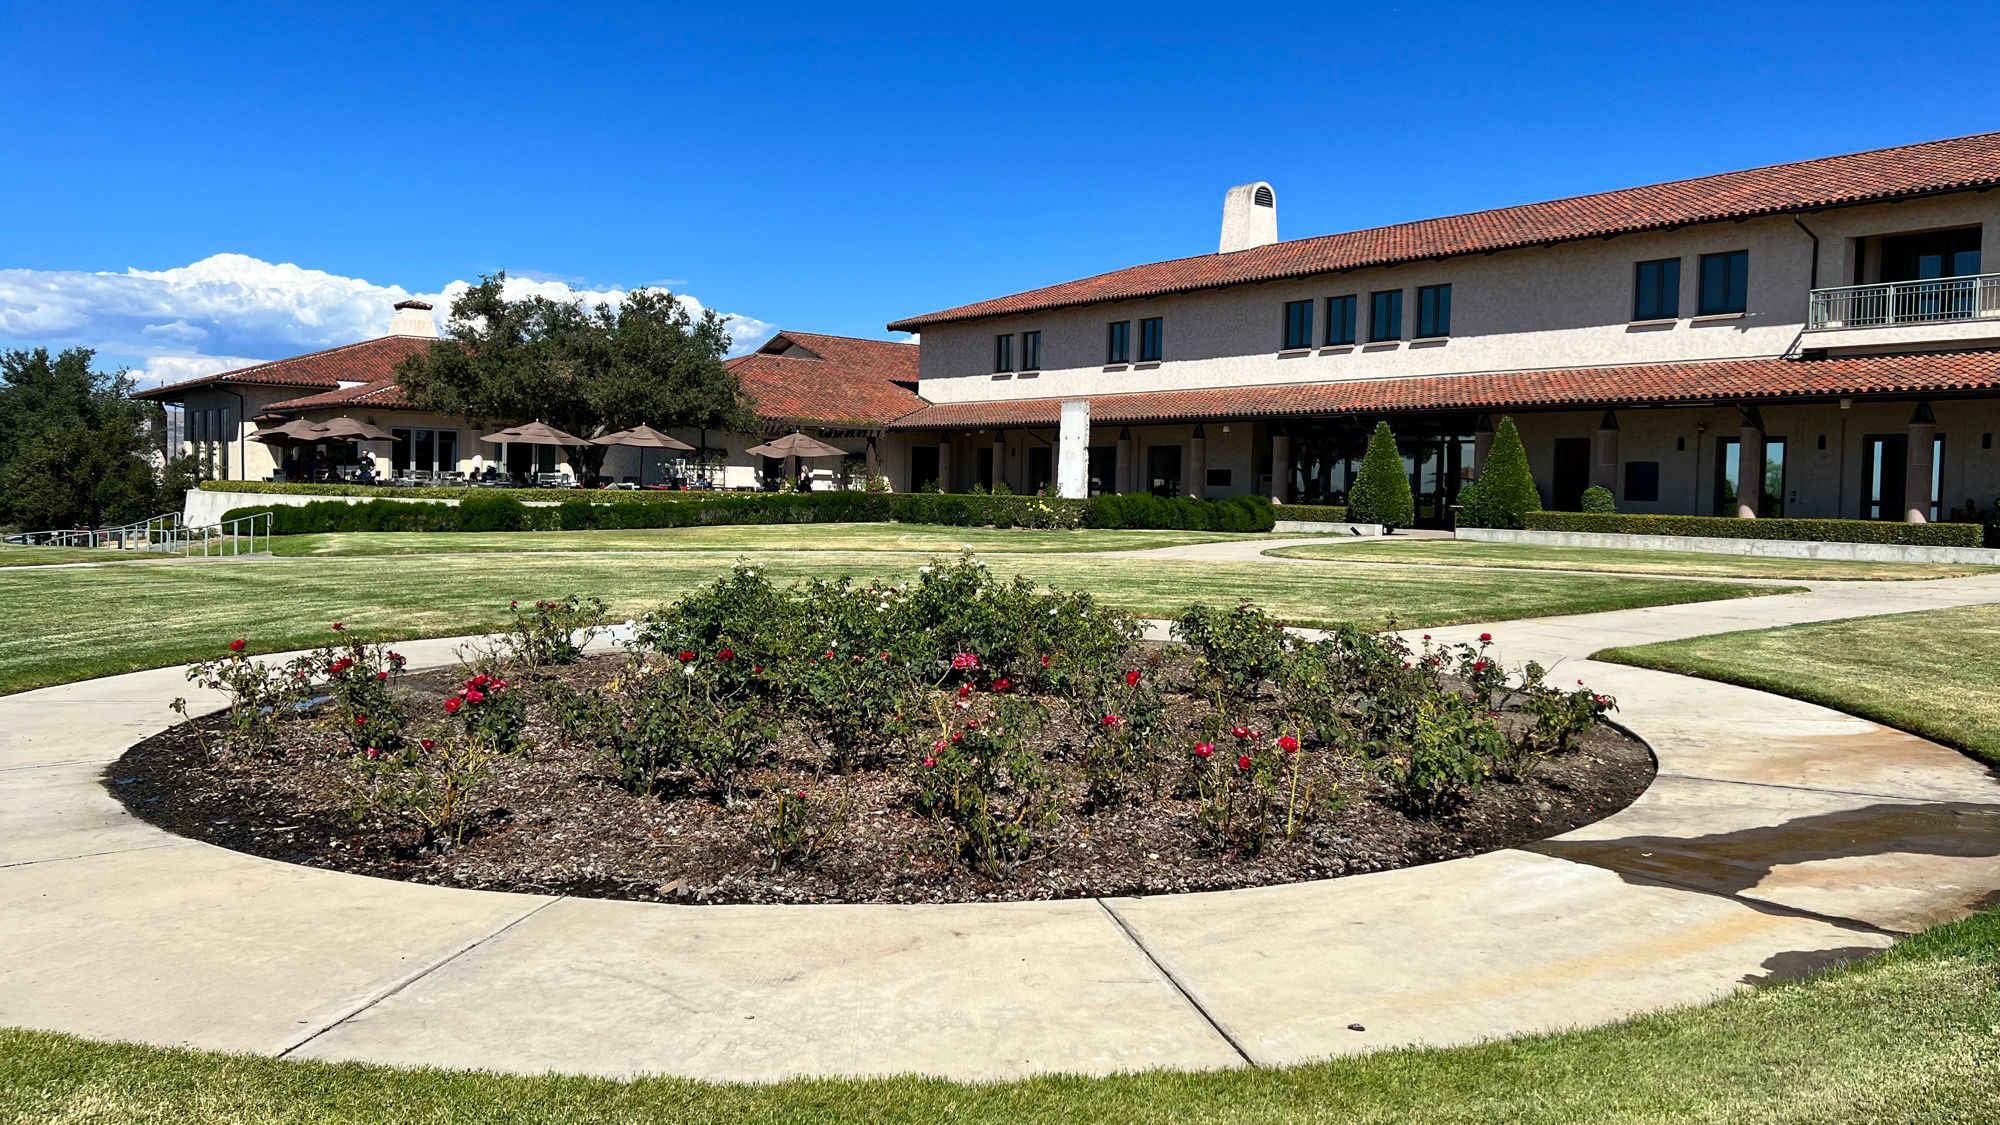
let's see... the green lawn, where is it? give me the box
[0,551,1780,696]
[1265,538,1998,581]
[5,906,1997,1123]
[1598,602,2000,768]
[0,543,162,567]
[267,525,1283,557]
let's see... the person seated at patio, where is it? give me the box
[356,452,378,483]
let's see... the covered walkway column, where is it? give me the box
[864,433,879,482]
[1114,427,1133,495]
[1904,401,1937,523]
[1472,415,1494,477]
[991,430,1007,492]
[1735,407,1764,519]
[937,434,953,493]
[1188,424,1209,500]
[1591,411,1619,493]
[1270,428,1291,503]
[1056,400,1090,499]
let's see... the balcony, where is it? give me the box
[1808,272,2000,332]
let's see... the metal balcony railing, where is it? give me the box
[1808,272,2000,331]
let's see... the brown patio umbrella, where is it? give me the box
[743,431,848,459]
[593,424,694,451]
[314,417,394,441]
[248,418,329,445]
[478,421,589,447]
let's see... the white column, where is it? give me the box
[1188,425,1209,500]
[1735,410,1764,519]
[1057,401,1090,499]
[1904,402,1937,523]
[1591,411,1620,493]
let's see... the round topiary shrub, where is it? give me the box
[1580,485,1617,513]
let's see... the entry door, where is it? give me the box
[1028,447,1054,494]
[1714,437,1788,516]
[1862,434,1944,521]
[1147,445,1182,497]
[1086,447,1114,496]
[1551,438,1591,511]
[910,446,939,491]
[977,449,995,491]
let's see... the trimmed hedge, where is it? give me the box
[1274,504,1351,523]
[202,480,728,504]
[1524,511,1983,547]
[223,491,1278,536]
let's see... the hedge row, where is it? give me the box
[1523,511,1984,547]
[202,480,723,504]
[223,492,1279,536]
[1273,504,1351,523]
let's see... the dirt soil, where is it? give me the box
[109,650,1655,905]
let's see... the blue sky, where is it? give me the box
[2,1,1995,383]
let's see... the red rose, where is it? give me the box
[678,651,696,663]
[1039,655,1051,667]
[717,649,735,662]
[1473,659,1488,673]
[991,677,1011,693]
[752,665,764,674]
[364,747,380,759]
[354,715,367,726]
[420,738,435,751]
[464,689,486,704]
[443,698,462,714]
[922,756,937,768]
[796,789,808,799]
[1232,725,1251,740]
[228,639,246,652]
[1237,754,1252,770]
[965,718,980,730]
[1100,713,1123,728]
[1194,742,1214,759]
[510,600,518,609]
[331,622,344,631]
[1278,735,1300,753]
[1479,632,1493,643]
[958,684,972,699]
[376,671,388,681]
[951,732,963,744]
[1125,670,1141,687]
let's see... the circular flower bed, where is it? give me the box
[115,560,1651,905]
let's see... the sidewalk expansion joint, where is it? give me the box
[277,895,566,1059]
[1657,769,1998,806]
[0,840,191,870]
[1094,897,1258,1068]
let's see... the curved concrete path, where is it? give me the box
[4,574,2000,1083]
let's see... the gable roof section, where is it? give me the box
[889,349,2000,430]
[264,378,417,412]
[887,131,2000,332]
[134,335,437,401]
[727,331,923,427]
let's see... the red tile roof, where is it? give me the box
[888,132,2000,331]
[727,331,923,428]
[889,349,2000,430]
[134,335,437,400]
[256,329,924,427]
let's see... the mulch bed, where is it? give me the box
[108,649,1654,905]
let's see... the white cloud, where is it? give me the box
[0,253,778,387]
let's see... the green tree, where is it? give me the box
[1458,416,1542,529]
[395,276,754,479]
[0,347,190,529]
[1346,421,1414,530]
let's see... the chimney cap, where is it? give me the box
[393,299,433,311]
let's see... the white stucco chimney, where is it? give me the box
[1219,182,1277,253]
[388,299,438,338]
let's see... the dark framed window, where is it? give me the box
[1282,300,1313,350]
[1325,295,1357,345]
[1633,258,1681,320]
[1623,461,1660,502]
[1106,320,1131,364]
[1415,284,1451,338]
[1369,289,1403,341]
[1138,317,1163,362]
[1020,330,1040,371]
[993,334,1014,373]
[1698,250,1748,315]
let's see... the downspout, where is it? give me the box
[1783,214,1821,358]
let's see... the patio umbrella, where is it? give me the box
[314,417,393,442]
[248,418,329,445]
[593,424,694,451]
[478,421,589,447]
[743,431,848,460]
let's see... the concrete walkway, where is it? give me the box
[4,575,2000,1082]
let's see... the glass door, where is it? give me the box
[1862,434,1943,520]
[1714,437,1787,516]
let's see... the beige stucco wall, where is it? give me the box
[912,194,2000,406]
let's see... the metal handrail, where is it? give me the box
[1808,272,2000,330]
[181,511,274,557]
[8,510,273,557]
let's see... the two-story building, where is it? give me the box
[883,131,2000,525]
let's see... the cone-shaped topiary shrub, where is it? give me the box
[1347,421,1415,530]
[1458,416,1542,529]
